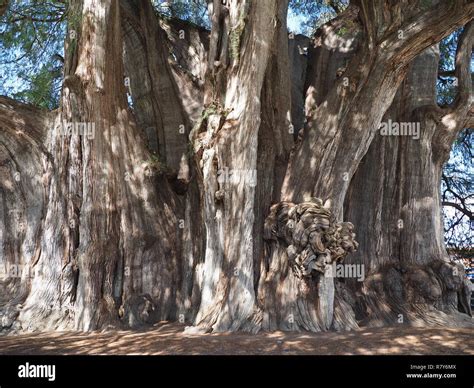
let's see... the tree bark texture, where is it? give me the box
[0,0,472,334]
[345,21,474,327]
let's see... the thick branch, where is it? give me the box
[121,0,206,181]
[380,1,474,70]
[452,20,474,116]
[438,70,456,78]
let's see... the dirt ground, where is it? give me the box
[0,323,472,355]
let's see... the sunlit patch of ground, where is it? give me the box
[0,324,472,355]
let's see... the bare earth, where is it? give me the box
[0,323,472,355]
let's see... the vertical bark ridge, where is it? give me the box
[17,0,182,332]
[189,0,288,333]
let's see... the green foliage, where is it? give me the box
[288,0,348,35]
[201,101,232,120]
[0,0,66,108]
[153,0,210,29]
[201,105,217,120]
[12,61,61,109]
[336,26,347,37]
[66,2,81,56]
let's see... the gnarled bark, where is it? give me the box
[268,1,474,332]
[12,0,182,332]
[0,0,472,335]
[282,1,474,219]
[0,97,51,330]
[345,21,474,327]
[121,0,209,323]
[259,199,358,331]
[189,0,290,333]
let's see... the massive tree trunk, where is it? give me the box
[0,0,472,334]
[188,0,292,333]
[256,1,474,332]
[121,0,209,323]
[3,0,183,332]
[345,21,474,327]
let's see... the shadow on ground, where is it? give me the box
[0,324,472,355]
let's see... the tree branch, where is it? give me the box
[5,14,65,23]
[442,201,473,219]
[438,69,456,78]
[380,1,474,69]
[453,20,474,116]
[432,21,474,155]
